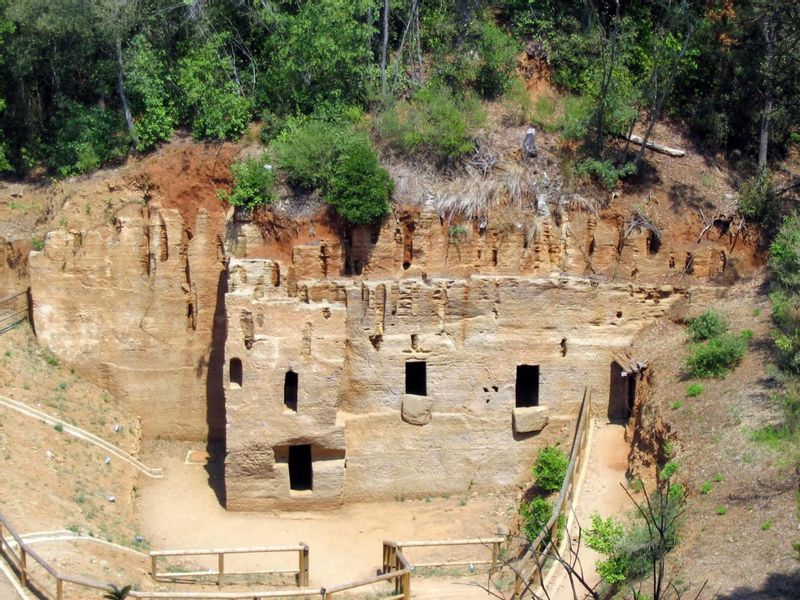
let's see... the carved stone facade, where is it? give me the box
[224,258,684,509]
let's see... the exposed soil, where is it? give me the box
[625,273,800,598]
[137,440,519,590]
[0,325,142,547]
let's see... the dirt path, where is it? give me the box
[137,442,517,594]
[547,421,631,600]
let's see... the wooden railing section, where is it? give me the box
[383,537,505,571]
[0,289,30,334]
[0,387,593,600]
[510,387,593,599]
[150,544,310,587]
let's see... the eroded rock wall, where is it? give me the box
[29,204,226,440]
[224,257,684,510]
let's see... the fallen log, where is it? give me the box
[626,134,686,157]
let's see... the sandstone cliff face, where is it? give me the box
[29,204,226,440]
[224,255,685,510]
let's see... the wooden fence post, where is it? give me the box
[150,554,157,580]
[56,577,63,600]
[491,541,499,571]
[299,544,309,586]
[19,547,27,587]
[402,570,411,600]
[217,552,224,587]
[513,571,522,599]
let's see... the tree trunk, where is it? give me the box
[758,13,777,173]
[380,0,389,95]
[635,17,693,167]
[115,38,137,149]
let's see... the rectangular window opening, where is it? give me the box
[516,364,540,407]
[405,361,427,396]
[288,445,312,491]
[229,358,243,387]
[284,370,298,412]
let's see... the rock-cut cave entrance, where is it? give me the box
[515,365,540,407]
[405,361,427,396]
[608,361,635,421]
[288,444,313,492]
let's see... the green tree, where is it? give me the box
[124,34,177,151]
[177,34,252,140]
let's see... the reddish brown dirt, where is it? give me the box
[131,135,238,232]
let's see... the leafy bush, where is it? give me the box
[684,333,749,378]
[272,118,393,224]
[769,214,800,293]
[685,383,704,397]
[272,118,342,189]
[686,310,730,342]
[532,445,569,492]
[575,158,636,189]
[473,21,519,98]
[520,496,552,542]
[177,35,252,140]
[220,153,276,211]
[326,134,393,225]
[125,35,177,151]
[738,173,780,230]
[502,78,533,125]
[47,100,129,176]
[375,86,485,163]
[585,514,627,584]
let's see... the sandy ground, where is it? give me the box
[548,421,631,599]
[137,441,519,595]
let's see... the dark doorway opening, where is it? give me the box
[229,358,242,387]
[405,361,427,396]
[608,362,636,421]
[284,370,298,412]
[515,365,540,407]
[288,445,312,491]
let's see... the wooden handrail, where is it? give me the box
[150,543,310,588]
[511,387,593,598]
[0,387,592,600]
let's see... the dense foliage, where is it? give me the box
[686,310,730,342]
[532,445,569,492]
[220,153,276,211]
[0,0,796,190]
[272,117,393,224]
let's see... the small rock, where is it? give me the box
[104,456,111,464]
[107,495,116,503]
[113,423,122,433]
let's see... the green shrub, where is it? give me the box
[686,310,730,342]
[473,21,519,98]
[770,214,800,293]
[47,101,129,176]
[375,86,485,163]
[685,383,704,397]
[575,158,636,190]
[716,505,728,515]
[520,496,552,542]
[738,173,780,230]
[699,481,713,495]
[325,135,393,225]
[272,118,393,224]
[532,445,569,492]
[220,153,276,211]
[585,514,627,584]
[502,78,533,125]
[272,118,342,189]
[684,333,749,378]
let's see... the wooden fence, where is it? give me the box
[510,387,593,599]
[150,544,310,587]
[0,387,593,600]
[0,289,29,334]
